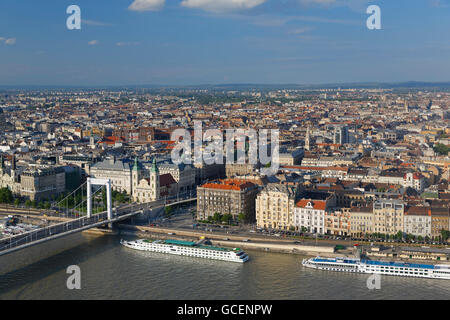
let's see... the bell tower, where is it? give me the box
[305,125,311,151]
[0,154,4,176]
[132,157,141,197]
[150,158,160,201]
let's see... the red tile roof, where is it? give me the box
[200,179,255,191]
[296,199,327,210]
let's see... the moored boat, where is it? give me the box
[121,239,249,263]
[302,256,450,280]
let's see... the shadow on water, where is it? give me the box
[0,234,116,296]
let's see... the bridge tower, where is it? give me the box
[87,178,113,220]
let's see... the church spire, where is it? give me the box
[151,157,159,173]
[305,125,311,151]
[132,157,140,171]
[11,155,16,170]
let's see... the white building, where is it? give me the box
[294,199,330,234]
[403,172,425,193]
[404,206,432,238]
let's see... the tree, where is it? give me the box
[433,144,450,156]
[14,198,20,207]
[0,187,13,204]
[441,230,450,242]
[164,206,173,218]
[213,212,222,223]
[238,212,246,224]
[221,214,232,225]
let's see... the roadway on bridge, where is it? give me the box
[0,197,196,257]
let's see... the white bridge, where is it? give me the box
[0,178,196,257]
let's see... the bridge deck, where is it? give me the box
[0,198,196,257]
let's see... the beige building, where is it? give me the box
[325,208,351,236]
[226,163,259,178]
[89,158,132,194]
[19,166,65,201]
[157,163,196,194]
[256,183,298,230]
[404,206,432,238]
[1,156,66,201]
[373,199,405,235]
[197,179,259,222]
[431,207,450,239]
[349,206,374,237]
[133,159,177,203]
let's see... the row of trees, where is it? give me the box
[360,230,450,243]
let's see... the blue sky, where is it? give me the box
[0,0,449,86]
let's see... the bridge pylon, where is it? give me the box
[87,178,113,220]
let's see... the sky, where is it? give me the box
[0,0,449,86]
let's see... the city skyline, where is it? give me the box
[1,0,450,86]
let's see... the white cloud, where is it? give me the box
[88,40,99,45]
[181,0,266,13]
[116,42,140,46]
[129,0,165,11]
[4,38,16,45]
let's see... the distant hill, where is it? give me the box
[1,81,450,91]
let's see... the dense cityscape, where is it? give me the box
[0,86,449,246]
[1,0,450,305]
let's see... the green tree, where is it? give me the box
[14,198,20,207]
[164,206,173,217]
[213,212,222,223]
[0,187,13,204]
[441,230,450,242]
[221,214,233,225]
[238,212,246,224]
[433,143,450,156]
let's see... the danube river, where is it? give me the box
[0,233,449,300]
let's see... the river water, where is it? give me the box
[0,233,449,300]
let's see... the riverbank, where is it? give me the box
[116,224,339,256]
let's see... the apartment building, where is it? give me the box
[404,172,426,193]
[431,207,450,239]
[373,199,405,235]
[325,208,351,236]
[404,206,432,238]
[256,183,298,230]
[20,166,65,201]
[349,206,374,237]
[197,179,259,222]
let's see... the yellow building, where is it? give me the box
[373,200,404,235]
[256,184,298,230]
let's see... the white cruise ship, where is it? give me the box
[121,239,249,263]
[302,256,450,280]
